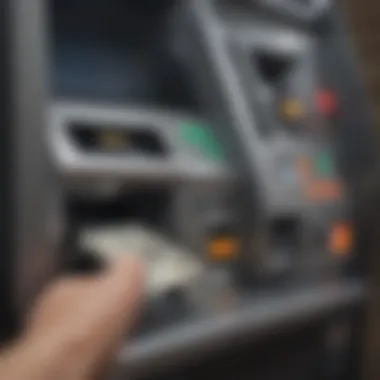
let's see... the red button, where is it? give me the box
[316,90,338,116]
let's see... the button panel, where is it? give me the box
[297,150,342,203]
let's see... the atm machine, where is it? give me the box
[1,0,376,380]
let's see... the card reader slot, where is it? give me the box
[69,124,168,157]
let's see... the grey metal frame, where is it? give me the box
[11,0,64,318]
[256,0,331,23]
[116,279,365,379]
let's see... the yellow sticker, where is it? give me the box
[98,131,129,150]
[281,99,305,122]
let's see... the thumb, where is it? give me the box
[93,255,145,333]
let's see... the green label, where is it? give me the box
[180,121,226,162]
[315,152,335,177]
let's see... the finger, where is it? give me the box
[16,256,145,380]
[24,255,144,348]
[91,255,145,332]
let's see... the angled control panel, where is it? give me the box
[172,0,354,280]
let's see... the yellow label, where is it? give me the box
[98,131,129,150]
[281,99,305,122]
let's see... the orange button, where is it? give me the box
[208,237,239,261]
[306,180,342,201]
[329,224,353,257]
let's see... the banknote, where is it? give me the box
[80,224,205,296]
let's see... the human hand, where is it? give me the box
[0,256,144,380]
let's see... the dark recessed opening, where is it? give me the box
[254,52,293,86]
[163,286,187,307]
[68,188,172,229]
[65,188,174,271]
[270,216,300,251]
[66,248,105,275]
[69,124,168,157]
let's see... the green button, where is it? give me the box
[315,152,335,177]
[180,122,206,143]
[204,143,225,161]
[180,121,226,162]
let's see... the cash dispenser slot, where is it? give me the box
[65,188,175,271]
[69,188,173,232]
